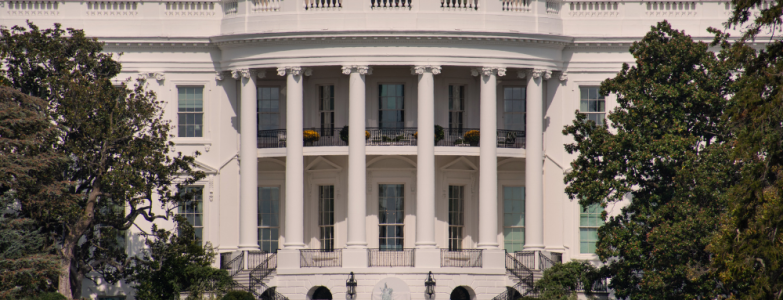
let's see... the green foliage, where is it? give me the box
[563,21,737,299]
[127,216,233,300]
[707,1,783,298]
[535,261,600,300]
[434,125,444,143]
[0,22,205,298]
[221,290,254,300]
[36,292,67,300]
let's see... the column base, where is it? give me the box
[414,248,441,269]
[276,249,301,270]
[482,248,506,270]
[342,248,368,269]
[523,244,546,251]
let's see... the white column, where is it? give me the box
[237,69,259,251]
[524,69,546,251]
[342,65,370,249]
[281,66,306,249]
[476,67,505,249]
[413,65,440,249]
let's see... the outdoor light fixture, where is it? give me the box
[425,271,436,298]
[346,272,357,299]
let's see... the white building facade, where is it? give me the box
[0,0,750,299]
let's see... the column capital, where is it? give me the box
[411,65,442,75]
[559,71,568,81]
[277,66,312,76]
[471,67,506,77]
[531,68,547,79]
[341,65,372,75]
[231,69,254,79]
[215,71,225,81]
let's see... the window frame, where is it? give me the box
[258,186,281,253]
[448,84,466,133]
[178,185,205,242]
[447,185,465,251]
[579,86,606,125]
[378,83,406,129]
[318,185,335,251]
[318,85,335,136]
[579,203,604,254]
[177,86,205,138]
[257,86,282,132]
[502,186,526,253]
[378,183,405,251]
[502,86,527,131]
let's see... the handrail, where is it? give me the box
[539,252,557,271]
[223,252,245,277]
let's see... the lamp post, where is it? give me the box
[346,272,357,299]
[425,271,436,298]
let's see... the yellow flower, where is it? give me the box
[303,130,320,142]
[366,131,370,139]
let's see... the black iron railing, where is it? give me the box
[249,253,286,300]
[437,128,479,147]
[495,251,537,300]
[366,127,418,146]
[576,278,609,293]
[440,249,483,267]
[220,252,232,270]
[368,248,415,267]
[222,252,245,277]
[514,251,536,270]
[497,129,525,148]
[247,251,276,270]
[300,249,342,267]
[258,129,287,148]
[303,127,347,147]
[539,252,557,271]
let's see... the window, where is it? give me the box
[448,185,464,251]
[580,87,605,125]
[379,84,404,129]
[448,85,465,133]
[503,186,525,253]
[580,203,604,254]
[258,87,281,131]
[178,87,204,137]
[319,185,335,251]
[258,187,280,253]
[503,87,526,131]
[178,186,204,241]
[378,184,404,250]
[319,85,335,136]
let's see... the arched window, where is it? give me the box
[312,286,333,300]
[450,286,470,300]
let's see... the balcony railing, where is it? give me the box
[366,127,418,146]
[514,251,536,270]
[368,248,415,267]
[440,249,483,267]
[257,127,525,148]
[246,251,276,270]
[300,249,342,267]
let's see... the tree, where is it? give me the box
[0,23,204,299]
[534,261,600,300]
[562,21,737,299]
[127,216,234,300]
[0,86,63,298]
[707,0,783,297]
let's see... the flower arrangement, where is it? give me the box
[303,130,320,142]
[464,130,480,145]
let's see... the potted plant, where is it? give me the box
[303,129,320,145]
[464,130,480,146]
[414,125,445,144]
[340,126,370,145]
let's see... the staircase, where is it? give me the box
[493,251,559,300]
[222,251,288,300]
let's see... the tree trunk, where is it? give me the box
[58,255,73,299]
[71,266,84,300]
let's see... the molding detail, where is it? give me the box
[231,69,252,79]
[277,66,310,76]
[411,65,442,75]
[231,70,241,79]
[154,72,165,81]
[531,69,545,79]
[215,71,225,81]
[257,70,267,79]
[137,73,148,80]
[543,70,552,80]
[559,72,568,81]
[342,65,372,75]
[471,67,506,77]
[517,70,526,79]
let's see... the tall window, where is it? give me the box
[178,87,204,137]
[448,185,465,251]
[503,87,526,131]
[258,187,280,253]
[580,87,605,125]
[503,186,525,253]
[258,87,280,131]
[448,85,465,133]
[379,184,404,250]
[319,185,335,251]
[319,85,335,136]
[580,203,604,254]
[379,84,404,129]
[178,186,204,241]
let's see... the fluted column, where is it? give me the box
[280,66,309,249]
[237,69,259,251]
[524,69,547,251]
[343,65,370,249]
[413,65,440,249]
[475,67,505,249]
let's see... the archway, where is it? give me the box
[312,286,333,300]
[450,286,471,300]
[261,287,277,300]
[505,287,522,300]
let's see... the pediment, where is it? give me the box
[259,158,286,172]
[498,158,525,172]
[192,159,218,174]
[305,157,342,172]
[441,157,477,172]
[367,155,417,169]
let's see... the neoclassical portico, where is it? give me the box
[232,64,552,268]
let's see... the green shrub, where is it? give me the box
[37,292,67,300]
[221,290,254,300]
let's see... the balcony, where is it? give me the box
[368,248,415,267]
[300,249,343,267]
[440,249,483,267]
[257,127,525,149]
